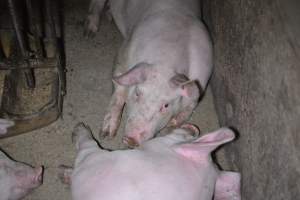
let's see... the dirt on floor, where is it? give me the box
[0,1,219,199]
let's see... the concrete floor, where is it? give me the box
[0,2,219,199]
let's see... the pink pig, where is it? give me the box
[61,123,241,200]
[85,0,213,146]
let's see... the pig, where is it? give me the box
[85,0,213,145]
[0,119,14,135]
[0,150,43,200]
[60,123,241,200]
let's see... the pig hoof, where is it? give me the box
[123,136,139,148]
[101,114,118,138]
[180,123,200,137]
[34,166,44,185]
[58,165,73,185]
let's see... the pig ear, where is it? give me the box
[179,81,202,99]
[113,63,152,86]
[169,74,190,87]
[214,172,241,200]
[192,127,235,148]
[169,74,202,99]
[173,128,235,162]
[0,119,14,135]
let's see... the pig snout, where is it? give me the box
[122,119,149,146]
[122,136,140,148]
[122,127,146,147]
[123,124,154,147]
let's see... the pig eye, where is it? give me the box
[160,103,169,113]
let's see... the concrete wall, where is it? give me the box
[203,0,300,199]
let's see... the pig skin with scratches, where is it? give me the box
[62,123,241,200]
[85,0,213,145]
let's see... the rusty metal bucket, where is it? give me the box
[0,0,65,137]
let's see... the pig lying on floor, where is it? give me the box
[85,0,213,146]
[0,119,43,200]
[60,123,241,200]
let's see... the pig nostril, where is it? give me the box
[123,136,139,148]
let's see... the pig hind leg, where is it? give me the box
[101,84,126,138]
[84,0,109,37]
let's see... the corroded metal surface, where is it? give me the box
[0,0,65,137]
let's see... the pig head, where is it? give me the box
[0,150,43,200]
[114,63,202,146]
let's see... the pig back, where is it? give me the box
[72,149,217,200]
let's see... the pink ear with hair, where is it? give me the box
[169,74,202,99]
[113,63,152,86]
[179,81,201,99]
[173,128,235,162]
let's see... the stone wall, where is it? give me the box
[203,0,300,199]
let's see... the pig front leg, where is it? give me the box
[101,83,126,138]
[84,0,108,37]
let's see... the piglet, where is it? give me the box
[61,123,241,200]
